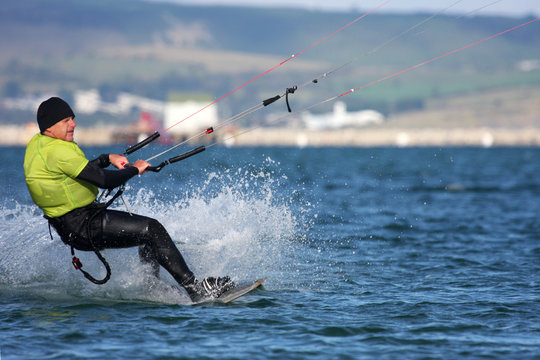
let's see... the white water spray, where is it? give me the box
[0,158,307,304]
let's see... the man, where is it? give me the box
[24,96,233,302]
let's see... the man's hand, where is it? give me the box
[109,154,150,174]
[109,154,130,169]
[132,160,151,175]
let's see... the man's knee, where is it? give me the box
[146,218,170,239]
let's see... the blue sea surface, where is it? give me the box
[1,145,539,359]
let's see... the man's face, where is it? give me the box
[46,116,76,142]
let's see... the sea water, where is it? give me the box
[1,145,539,359]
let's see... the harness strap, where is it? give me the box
[70,245,111,285]
[49,185,126,285]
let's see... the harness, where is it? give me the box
[47,186,126,285]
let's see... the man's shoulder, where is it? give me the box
[31,135,85,164]
[26,133,42,147]
[37,134,81,152]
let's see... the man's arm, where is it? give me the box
[88,154,111,168]
[77,161,139,189]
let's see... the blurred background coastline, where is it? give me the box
[1,0,539,147]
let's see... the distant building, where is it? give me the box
[74,89,165,115]
[116,93,164,115]
[74,89,101,114]
[113,110,166,145]
[1,94,53,111]
[302,101,384,130]
[164,93,218,135]
[517,59,540,72]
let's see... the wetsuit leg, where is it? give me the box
[138,243,160,278]
[91,209,196,287]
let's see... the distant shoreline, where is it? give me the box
[2,125,539,147]
[224,127,540,147]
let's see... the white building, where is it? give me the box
[516,59,540,72]
[164,96,218,135]
[74,89,101,114]
[74,89,166,116]
[302,101,384,131]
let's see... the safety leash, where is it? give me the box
[70,245,111,285]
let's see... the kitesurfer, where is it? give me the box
[23,96,233,302]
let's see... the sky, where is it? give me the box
[150,0,540,17]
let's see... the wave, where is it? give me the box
[0,160,306,304]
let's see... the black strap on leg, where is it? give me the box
[73,187,126,285]
[70,245,111,285]
[50,186,126,285]
[49,221,109,283]
[67,204,113,285]
[48,222,54,241]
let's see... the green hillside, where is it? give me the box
[1,0,539,124]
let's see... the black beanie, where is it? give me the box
[37,97,75,133]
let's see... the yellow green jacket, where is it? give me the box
[24,133,98,218]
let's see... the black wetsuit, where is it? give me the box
[47,154,195,287]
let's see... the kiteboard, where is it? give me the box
[192,278,265,305]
